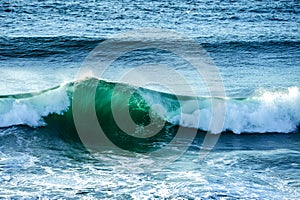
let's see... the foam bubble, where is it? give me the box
[0,86,70,128]
[161,87,300,134]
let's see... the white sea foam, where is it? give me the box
[167,87,300,133]
[0,86,70,128]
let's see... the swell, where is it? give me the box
[1,36,299,58]
[0,36,104,58]
[0,78,299,135]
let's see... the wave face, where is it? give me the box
[0,78,299,134]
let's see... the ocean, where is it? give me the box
[1,0,300,199]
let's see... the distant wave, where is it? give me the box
[1,36,299,58]
[0,78,299,134]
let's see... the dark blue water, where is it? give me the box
[0,0,300,199]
